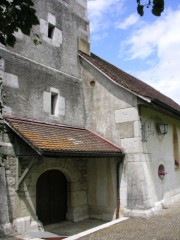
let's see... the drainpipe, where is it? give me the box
[116,155,125,219]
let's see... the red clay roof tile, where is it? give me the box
[5,116,123,156]
[79,51,180,113]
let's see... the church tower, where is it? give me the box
[0,0,92,236]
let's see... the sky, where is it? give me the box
[87,0,180,104]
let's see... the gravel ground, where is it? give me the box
[2,201,180,240]
[79,201,180,240]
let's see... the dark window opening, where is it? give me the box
[48,23,55,39]
[173,126,180,168]
[51,93,58,115]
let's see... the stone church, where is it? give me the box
[0,0,180,236]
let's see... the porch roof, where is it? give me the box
[4,116,124,157]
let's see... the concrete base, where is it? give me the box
[124,200,165,218]
[13,216,43,234]
[0,223,13,237]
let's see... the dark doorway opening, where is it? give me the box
[36,170,67,225]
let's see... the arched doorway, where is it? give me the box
[36,170,67,225]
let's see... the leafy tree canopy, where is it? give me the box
[0,0,39,47]
[137,0,164,17]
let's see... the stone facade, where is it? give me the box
[0,0,180,237]
[0,0,90,236]
[0,0,120,236]
[80,56,180,217]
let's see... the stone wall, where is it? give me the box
[14,157,87,220]
[140,106,180,207]
[0,0,90,234]
[5,0,89,78]
[0,167,11,236]
[80,59,162,216]
[0,151,90,234]
[0,48,86,127]
[87,158,119,221]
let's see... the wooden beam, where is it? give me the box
[16,158,37,191]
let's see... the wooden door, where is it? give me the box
[36,170,67,225]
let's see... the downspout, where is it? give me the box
[116,155,125,219]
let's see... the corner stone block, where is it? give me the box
[13,216,31,233]
[0,58,4,71]
[53,28,63,45]
[40,18,48,36]
[3,72,19,88]
[0,223,13,237]
[0,167,10,225]
[115,108,139,123]
[48,12,56,26]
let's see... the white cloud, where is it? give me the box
[88,0,124,33]
[119,19,166,60]
[88,0,180,104]
[122,8,180,104]
[136,61,180,104]
[116,13,139,29]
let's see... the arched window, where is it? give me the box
[173,126,180,169]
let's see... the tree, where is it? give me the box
[0,0,39,47]
[137,0,164,17]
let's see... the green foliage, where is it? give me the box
[0,0,40,47]
[152,0,164,16]
[137,0,164,17]
[137,4,144,16]
[33,33,41,45]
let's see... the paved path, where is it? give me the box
[79,201,180,240]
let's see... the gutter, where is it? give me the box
[152,99,180,117]
[116,155,125,219]
[42,150,125,158]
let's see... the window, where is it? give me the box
[173,126,180,169]
[43,89,65,116]
[48,23,55,39]
[40,12,62,47]
[51,92,58,115]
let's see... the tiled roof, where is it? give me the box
[5,116,123,157]
[79,51,180,113]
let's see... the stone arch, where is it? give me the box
[32,158,81,185]
[25,158,87,223]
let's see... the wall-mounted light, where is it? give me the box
[156,122,168,135]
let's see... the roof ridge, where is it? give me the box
[3,115,86,131]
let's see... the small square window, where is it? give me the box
[48,23,55,39]
[51,92,58,115]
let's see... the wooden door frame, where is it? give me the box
[36,169,67,225]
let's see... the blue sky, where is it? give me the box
[87,0,180,104]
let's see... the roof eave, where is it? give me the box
[4,120,42,156]
[42,150,125,158]
[152,99,180,117]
